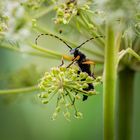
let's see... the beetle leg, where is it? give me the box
[58,56,64,67]
[66,55,80,68]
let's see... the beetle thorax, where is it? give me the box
[74,50,86,61]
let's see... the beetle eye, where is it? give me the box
[70,49,75,55]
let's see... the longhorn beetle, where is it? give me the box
[35,33,103,101]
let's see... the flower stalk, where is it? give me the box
[116,67,135,140]
[103,23,117,140]
[0,86,39,95]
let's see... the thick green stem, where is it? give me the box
[0,86,39,95]
[116,68,135,140]
[103,24,117,140]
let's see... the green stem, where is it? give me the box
[103,24,117,140]
[0,43,59,59]
[79,12,105,48]
[30,43,62,58]
[65,85,96,96]
[65,88,78,113]
[0,86,39,95]
[33,5,54,19]
[116,68,135,140]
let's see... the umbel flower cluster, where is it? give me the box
[54,0,78,24]
[38,65,102,121]
[54,0,91,24]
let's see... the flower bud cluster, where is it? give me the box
[0,15,9,33]
[54,0,78,24]
[38,65,102,120]
[21,0,45,10]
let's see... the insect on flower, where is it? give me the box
[35,33,103,102]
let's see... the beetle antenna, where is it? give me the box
[76,35,104,49]
[35,33,72,50]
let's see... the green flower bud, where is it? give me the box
[79,88,84,91]
[54,6,58,11]
[58,10,64,16]
[61,4,66,8]
[42,100,49,104]
[39,84,46,90]
[82,83,89,89]
[60,66,67,72]
[65,103,71,108]
[40,93,48,98]
[79,72,88,79]
[45,75,52,81]
[69,3,74,8]
[75,83,81,88]
[2,15,9,21]
[88,24,94,29]
[47,89,52,94]
[51,68,60,75]
[65,13,71,18]
[56,106,61,112]
[63,111,71,121]
[71,74,78,80]
[86,76,94,82]
[95,76,102,82]
[88,90,96,95]
[38,94,42,98]
[59,98,65,104]
[75,95,81,100]
[58,88,64,94]
[54,18,63,24]
[84,4,90,10]
[32,19,37,27]
[51,112,58,120]
[44,72,49,75]
[63,18,68,24]
[75,112,83,119]
[59,72,65,77]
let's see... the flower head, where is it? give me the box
[38,65,102,120]
[54,0,78,24]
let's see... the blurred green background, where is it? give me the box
[0,0,140,140]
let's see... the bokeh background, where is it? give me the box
[0,0,140,140]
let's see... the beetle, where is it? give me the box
[35,33,103,101]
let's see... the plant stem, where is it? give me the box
[103,24,117,140]
[31,43,62,58]
[116,68,135,140]
[0,86,39,95]
[0,43,59,59]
